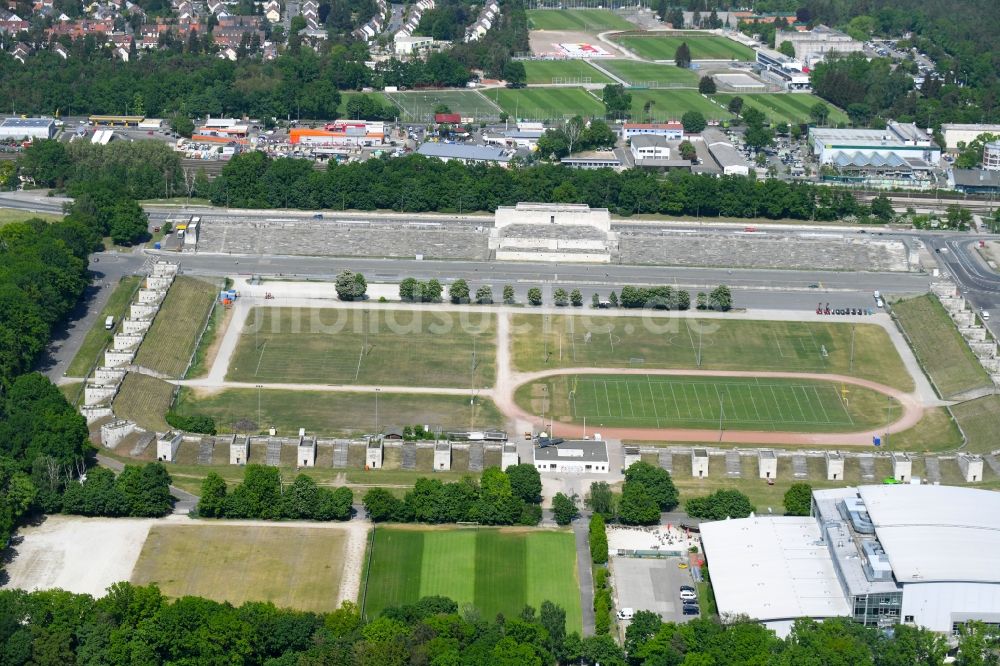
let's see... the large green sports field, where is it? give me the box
[516,374,897,432]
[523,59,612,84]
[599,60,699,86]
[487,86,605,120]
[386,90,502,122]
[510,314,914,392]
[526,8,633,31]
[363,527,582,631]
[228,308,496,388]
[714,93,849,125]
[174,387,503,436]
[627,89,731,122]
[613,33,754,61]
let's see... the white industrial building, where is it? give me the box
[776,25,863,66]
[701,485,1000,638]
[0,117,56,140]
[809,123,940,165]
[532,439,609,474]
[941,124,1000,150]
[394,33,433,54]
[755,47,811,91]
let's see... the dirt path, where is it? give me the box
[494,367,923,446]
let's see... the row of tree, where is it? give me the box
[3,580,998,666]
[197,465,354,521]
[362,465,543,525]
[210,152,876,221]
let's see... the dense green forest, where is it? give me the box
[207,151,872,221]
[1,584,997,665]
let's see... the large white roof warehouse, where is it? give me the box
[700,485,1000,637]
[700,517,851,637]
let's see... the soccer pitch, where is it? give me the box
[227,307,496,388]
[363,527,582,631]
[614,33,754,61]
[486,87,606,121]
[599,60,699,87]
[510,314,914,392]
[523,59,612,84]
[517,374,897,432]
[386,90,502,123]
[714,93,849,125]
[628,89,731,122]
[527,8,634,31]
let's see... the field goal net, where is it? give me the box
[552,77,593,85]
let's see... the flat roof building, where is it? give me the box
[703,129,751,176]
[776,25,863,65]
[621,122,684,140]
[0,117,56,140]
[949,168,1000,194]
[532,439,609,474]
[810,123,939,165]
[701,485,1000,638]
[941,124,1000,150]
[416,142,511,165]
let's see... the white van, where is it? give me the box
[105,316,114,330]
[983,310,991,321]
[616,608,634,621]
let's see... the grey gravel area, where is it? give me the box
[499,224,609,240]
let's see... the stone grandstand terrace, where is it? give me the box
[618,231,909,271]
[195,216,490,260]
[498,223,609,241]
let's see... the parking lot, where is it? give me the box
[612,555,700,626]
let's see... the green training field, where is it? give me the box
[364,527,582,632]
[527,9,634,31]
[134,276,219,378]
[174,387,503,436]
[511,314,914,392]
[892,294,992,399]
[628,89,731,122]
[613,33,754,61]
[599,60,698,86]
[523,59,612,84]
[132,525,352,612]
[487,87,605,121]
[228,307,496,388]
[516,374,897,432]
[714,93,849,125]
[386,90,502,122]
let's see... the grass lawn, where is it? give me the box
[950,395,1000,454]
[228,308,496,388]
[892,294,992,398]
[65,276,142,378]
[599,60,698,87]
[510,314,913,392]
[486,87,605,121]
[185,295,230,379]
[523,59,612,85]
[174,387,503,436]
[132,524,351,612]
[59,381,83,407]
[627,89,731,122]
[112,373,174,431]
[614,33,754,61]
[363,526,582,631]
[885,406,963,452]
[0,207,62,227]
[527,9,633,31]
[516,373,897,432]
[387,90,502,123]
[134,276,219,378]
[714,93,849,125]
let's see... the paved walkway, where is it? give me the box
[573,514,596,636]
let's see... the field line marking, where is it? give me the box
[799,385,822,423]
[253,339,268,377]
[667,381,682,420]
[712,384,723,425]
[603,380,613,418]
[615,379,625,418]
[789,385,809,423]
[811,385,834,424]
[354,343,365,382]
[767,385,784,426]
[646,375,661,428]
[693,383,709,421]
[624,380,636,419]
[683,320,700,366]
[833,384,855,425]
[748,380,763,421]
[772,330,788,358]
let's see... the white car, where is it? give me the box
[983,310,991,321]
[616,608,634,621]
[679,589,698,601]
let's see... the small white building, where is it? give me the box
[629,134,671,161]
[825,451,844,481]
[533,439,609,474]
[941,124,1000,151]
[890,452,912,483]
[298,435,316,467]
[958,454,984,483]
[434,441,452,471]
[156,431,182,463]
[758,449,777,479]
[501,443,519,469]
[230,435,249,465]
[692,448,709,478]
[366,438,383,469]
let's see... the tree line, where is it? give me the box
[363,464,543,526]
[197,465,354,521]
[2,581,997,665]
[210,151,873,221]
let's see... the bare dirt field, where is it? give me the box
[4,515,154,597]
[528,30,626,58]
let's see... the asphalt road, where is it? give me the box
[926,236,1000,338]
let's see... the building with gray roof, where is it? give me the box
[0,117,56,140]
[532,439,608,474]
[416,142,511,165]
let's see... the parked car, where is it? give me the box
[682,604,700,615]
[616,608,635,621]
[679,588,698,601]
